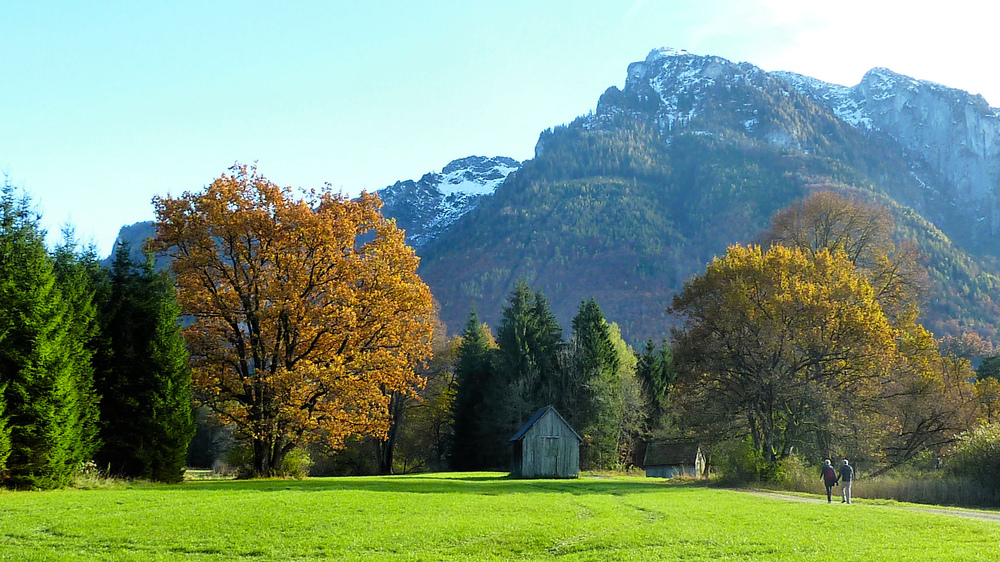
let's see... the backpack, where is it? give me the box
[824,466,837,481]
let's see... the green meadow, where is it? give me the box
[2,473,999,561]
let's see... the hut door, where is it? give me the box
[542,434,560,476]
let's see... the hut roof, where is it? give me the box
[643,439,701,467]
[508,405,582,442]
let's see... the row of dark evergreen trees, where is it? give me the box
[0,183,193,489]
[450,280,674,471]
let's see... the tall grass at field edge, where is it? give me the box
[753,457,1000,507]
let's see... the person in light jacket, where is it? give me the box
[839,459,855,504]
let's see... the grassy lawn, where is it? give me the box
[1,473,998,561]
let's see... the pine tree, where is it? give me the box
[449,309,495,470]
[93,244,194,482]
[0,182,79,488]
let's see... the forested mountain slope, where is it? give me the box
[416,49,1000,343]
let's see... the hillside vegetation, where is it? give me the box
[419,114,1000,343]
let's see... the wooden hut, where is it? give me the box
[643,439,705,478]
[509,406,581,479]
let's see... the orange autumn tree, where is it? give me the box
[151,164,434,477]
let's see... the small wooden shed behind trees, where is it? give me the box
[509,406,581,478]
[643,439,706,478]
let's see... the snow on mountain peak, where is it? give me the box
[602,48,767,133]
[645,47,692,62]
[773,70,873,129]
[377,156,520,247]
[437,156,520,197]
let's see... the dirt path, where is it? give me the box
[745,489,1000,523]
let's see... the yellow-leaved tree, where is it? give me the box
[762,190,975,467]
[151,164,434,477]
[671,244,897,464]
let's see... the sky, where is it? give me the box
[3,0,999,257]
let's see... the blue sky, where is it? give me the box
[2,0,997,256]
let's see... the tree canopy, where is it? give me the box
[671,244,897,463]
[151,164,434,476]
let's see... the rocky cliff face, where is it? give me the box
[588,48,826,152]
[776,67,1000,247]
[377,155,520,247]
[579,48,1000,255]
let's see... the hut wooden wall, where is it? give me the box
[518,410,579,478]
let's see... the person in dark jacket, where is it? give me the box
[820,459,838,503]
[839,459,855,503]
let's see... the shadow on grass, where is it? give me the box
[169,473,700,497]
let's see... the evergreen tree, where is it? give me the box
[0,222,11,475]
[0,182,80,488]
[570,298,621,469]
[93,244,194,482]
[635,338,675,429]
[978,355,1000,381]
[450,309,496,470]
[52,232,103,471]
[486,281,564,468]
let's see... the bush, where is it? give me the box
[946,423,1000,490]
[71,461,154,489]
[226,446,313,479]
[713,438,766,484]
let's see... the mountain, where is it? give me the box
[413,48,1000,344]
[105,155,520,262]
[105,48,1000,346]
[377,156,520,247]
[775,67,1000,253]
[105,221,156,264]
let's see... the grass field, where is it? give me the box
[2,473,999,561]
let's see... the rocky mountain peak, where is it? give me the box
[779,66,1000,242]
[377,155,520,247]
[597,48,758,129]
[592,48,827,156]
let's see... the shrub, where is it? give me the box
[946,423,1000,490]
[226,446,313,479]
[712,438,765,484]
[71,461,154,489]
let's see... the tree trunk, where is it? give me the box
[377,391,405,475]
[252,437,271,477]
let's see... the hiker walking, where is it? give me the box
[839,459,854,504]
[821,459,838,503]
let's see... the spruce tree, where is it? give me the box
[570,298,621,469]
[0,234,11,476]
[486,281,564,468]
[94,244,194,482]
[52,233,103,470]
[0,182,80,488]
[449,309,495,470]
[635,338,675,429]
